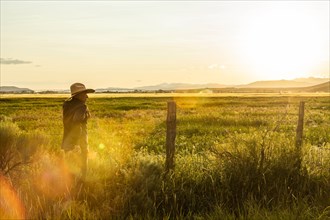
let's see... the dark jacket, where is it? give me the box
[61,97,90,151]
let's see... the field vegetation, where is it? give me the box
[0,94,329,219]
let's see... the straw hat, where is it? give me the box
[70,83,95,97]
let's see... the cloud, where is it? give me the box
[208,64,219,69]
[0,58,32,65]
[208,64,226,70]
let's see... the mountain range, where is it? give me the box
[294,81,329,93]
[99,77,329,92]
[0,86,34,93]
[1,77,329,93]
[238,78,328,88]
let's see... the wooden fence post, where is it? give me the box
[296,101,305,150]
[295,101,305,170]
[166,101,176,172]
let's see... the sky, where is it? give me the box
[1,1,329,90]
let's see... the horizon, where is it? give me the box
[1,1,329,90]
[1,76,329,91]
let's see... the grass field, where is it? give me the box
[0,94,329,219]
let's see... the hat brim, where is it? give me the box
[71,89,95,97]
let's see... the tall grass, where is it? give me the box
[0,96,329,219]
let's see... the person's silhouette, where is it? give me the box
[61,83,95,179]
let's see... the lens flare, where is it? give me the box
[0,174,26,219]
[34,156,73,199]
[98,143,105,150]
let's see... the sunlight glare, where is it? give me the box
[34,155,73,199]
[239,5,327,80]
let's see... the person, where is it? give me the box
[61,83,95,179]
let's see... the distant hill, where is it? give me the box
[296,81,330,93]
[133,78,329,91]
[240,80,313,88]
[0,86,34,93]
[209,81,330,93]
[135,83,226,91]
[293,77,329,84]
[239,77,329,88]
[96,87,134,93]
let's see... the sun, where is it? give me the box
[239,4,328,80]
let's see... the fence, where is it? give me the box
[165,101,308,172]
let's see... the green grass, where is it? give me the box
[0,95,329,219]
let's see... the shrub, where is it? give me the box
[0,120,49,177]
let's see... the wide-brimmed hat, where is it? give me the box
[70,83,95,97]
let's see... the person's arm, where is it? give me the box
[72,105,90,123]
